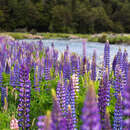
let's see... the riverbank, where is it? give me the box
[0,32,130,44]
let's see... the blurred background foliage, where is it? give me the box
[0,0,130,33]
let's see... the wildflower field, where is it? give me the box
[0,36,129,130]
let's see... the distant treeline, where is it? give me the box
[0,0,130,33]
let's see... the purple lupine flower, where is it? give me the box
[18,64,31,129]
[38,40,43,52]
[104,40,110,73]
[66,105,74,130]
[82,40,87,75]
[86,59,90,73]
[14,60,20,87]
[91,50,96,81]
[44,57,51,80]
[56,73,66,115]
[98,70,110,129]
[37,111,52,130]
[104,110,112,130]
[63,57,71,80]
[51,89,67,130]
[114,65,126,97]
[37,116,46,130]
[1,87,7,107]
[112,55,117,73]
[52,50,59,77]
[81,82,101,130]
[5,61,10,74]
[34,65,40,91]
[116,48,123,70]
[123,66,130,129]
[64,45,70,61]
[0,63,3,87]
[66,78,77,128]
[71,54,80,76]
[10,68,15,87]
[98,69,110,121]
[122,49,129,82]
[113,93,123,130]
[71,73,79,96]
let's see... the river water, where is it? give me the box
[21,39,130,63]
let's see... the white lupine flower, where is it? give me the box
[72,73,79,95]
[10,116,19,130]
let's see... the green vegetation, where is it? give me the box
[0,0,130,33]
[1,32,130,44]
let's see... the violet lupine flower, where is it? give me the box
[104,40,110,73]
[5,61,10,74]
[86,59,90,73]
[113,93,123,130]
[112,55,117,73]
[98,72,111,129]
[56,73,66,114]
[66,105,74,130]
[44,57,51,80]
[66,79,77,128]
[122,49,129,81]
[37,111,52,130]
[14,61,20,87]
[1,87,7,107]
[98,70,110,121]
[81,82,101,130]
[91,50,96,81]
[0,63,3,87]
[104,110,112,130]
[34,66,40,91]
[51,89,67,130]
[63,58,71,80]
[64,45,70,61]
[71,73,79,96]
[114,65,126,97]
[71,54,80,76]
[10,68,15,87]
[123,66,130,129]
[38,40,43,52]
[116,48,123,70]
[18,64,31,129]
[82,40,87,75]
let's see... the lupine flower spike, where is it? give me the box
[51,89,67,130]
[81,81,101,130]
[113,93,123,130]
[10,116,19,130]
[123,66,130,129]
[18,64,31,129]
